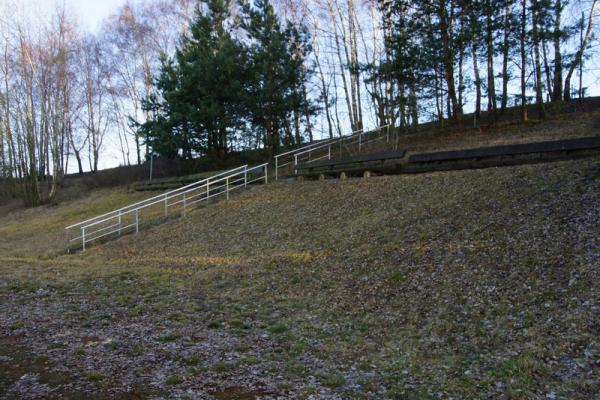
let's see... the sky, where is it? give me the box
[6,0,128,31]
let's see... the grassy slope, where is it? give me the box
[0,188,158,259]
[1,156,599,399]
[374,109,600,155]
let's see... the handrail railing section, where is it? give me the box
[65,163,268,251]
[66,124,394,251]
[274,125,391,180]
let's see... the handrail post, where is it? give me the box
[359,132,362,152]
[183,193,187,216]
[294,154,298,175]
[164,194,168,217]
[275,157,278,181]
[118,211,122,235]
[264,164,268,183]
[328,144,331,160]
[81,227,86,252]
[226,177,229,200]
[135,209,139,233]
[206,179,209,201]
[244,166,248,188]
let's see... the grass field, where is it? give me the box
[1,153,599,399]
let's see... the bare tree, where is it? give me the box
[564,0,598,100]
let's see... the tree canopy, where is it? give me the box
[141,0,316,159]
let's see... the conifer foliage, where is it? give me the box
[141,0,316,159]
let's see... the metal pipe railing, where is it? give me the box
[65,165,248,230]
[66,163,268,252]
[66,124,392,251]
[274,125,391,180]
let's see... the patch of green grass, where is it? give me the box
[126,344,144,357]
[180,355,201,366]
[73,347,86,357]
[82,371,104,382]
[228,318,249,329]
[277,382,293,391]
[103,340,119,351]
[65,303,81,312]
[284,361,305,376]
[317,372,346,388]
[207,320,222,329]
[10,320,26,330]
[240,356,260,365]
[233,344,250,353]
[186,366,206,375]
[213,361,238,373]
[290,341,307,355]
[388,271,408,284]
[491,354,547,386]
[8,281,42,293]
[302,386,319,395]
[165,374,183,385]
[268,323,287,334]
[157,334,179,343]
[387,385,435,399]
[169,312,187,322]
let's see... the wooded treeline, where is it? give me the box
[374,0,598,129]
[0,0,598,206]
[0,0,196,205]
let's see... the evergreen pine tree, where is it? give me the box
[240,0,315,155]
[141,0,248,159]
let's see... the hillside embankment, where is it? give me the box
[1,153,599,398]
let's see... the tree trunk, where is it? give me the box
[552,0,563,102]
[348,0,363,130]
[329,0,355,130]
[471,24,482,121]
[578,11,584,99]
[438,0,462,123]
[564,0,597,101]
[485,0,497,119]
[541,25,554,100]
[314,47,333,139]
[500,0,511,114]
[458,6,465,112]
[531,0,546,117]
[409,70,418,128]
[520,0,528,121]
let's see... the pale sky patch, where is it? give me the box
[3,0,128,31]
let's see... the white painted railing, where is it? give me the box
[65,163,268,251]
[274,125,391,180]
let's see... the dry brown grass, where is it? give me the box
[389,109,600,155]
[1,155,599,398]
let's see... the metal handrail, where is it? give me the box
[274,136,339,159]
[274,125,391,180]
[65,164,248,230]
[66,163,269,251]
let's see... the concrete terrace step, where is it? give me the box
[409,136,600,163]
[296,136,600,179]
[297,150,406,176]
